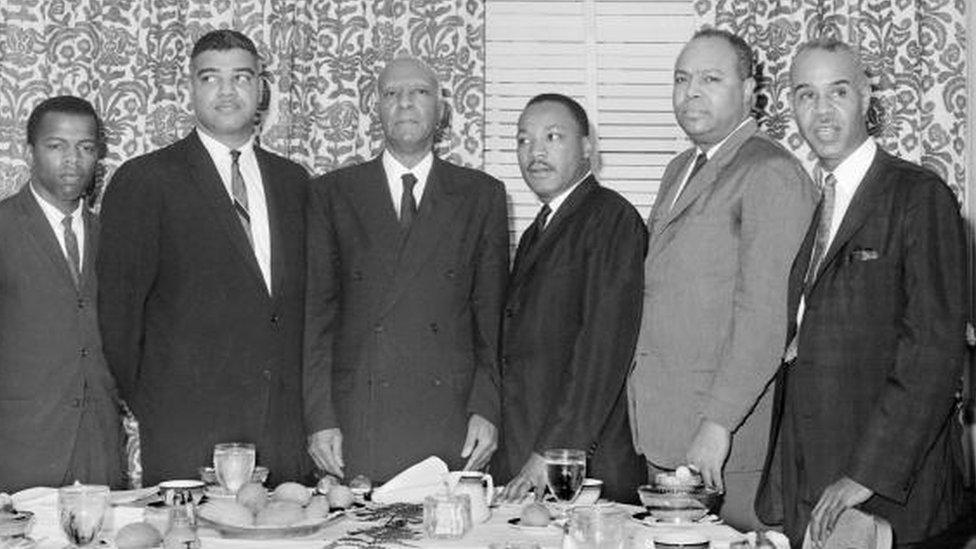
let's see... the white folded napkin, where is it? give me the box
[371,456,449,504]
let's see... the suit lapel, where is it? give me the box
[183,132,268,297]
[15,186,77,290]
[349,157,401,256]
[808,148,888,290]
[661,119,758,230]
[510,176,598,288]
[380,158,461,317]
[255,147,283,299]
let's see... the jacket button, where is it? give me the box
[263,370,272,380]
[373,324,383,333]
[429,323,439,333]
[433,378,443,386]
[77,298,85,309]
[80,348,88,358]
[353,270,363,281]
[500,356,509,367]
[72,398,81,408]
[504,308,513,318]
[270,314,279,324]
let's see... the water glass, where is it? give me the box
[58,484,110,547]
[213,442,256,494]
[543,448,586,503]
[423,492,472,539]
[563,506,627,549]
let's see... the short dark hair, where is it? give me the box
[26,95,103,152]
[190,29,259,61]
[691,28,755,81]
[524,93,590,136]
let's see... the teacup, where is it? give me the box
[574,478,603,505]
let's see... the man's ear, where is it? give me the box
[742,76,757,112]
[581,135,594,160]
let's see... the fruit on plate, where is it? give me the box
[304,495,332,519]
[198,499,253,527]
[326,485,354,509]
[520,502,550,526]
[272,482,312,506]
[316,475,341,495]
[255,501,304,526]
[236,482,269,512]
[115,521,164,549]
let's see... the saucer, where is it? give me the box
[507,517,559,531]
[631,511,720,526]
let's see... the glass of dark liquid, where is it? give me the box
[543,449,586,504]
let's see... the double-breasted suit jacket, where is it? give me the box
[498,176,648,503]
[0,186,123,491]
[756,147,968,544]
[98,132,311,485]
[629,120,816,478]
[305,155,509,482]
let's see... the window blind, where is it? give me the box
[485,0,696,240]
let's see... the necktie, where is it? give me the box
[514,203,552,268]
[400,173,418,230]
[62,214,80,286]
[804,172,837,290]
[671,151,707,210]
[230,150,253,245]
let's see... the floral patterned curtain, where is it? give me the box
[693,0,967,201]
[0,0,486,202]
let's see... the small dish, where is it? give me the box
[507,517,558,531]
[653,531,710,548]
[632,511,720,526]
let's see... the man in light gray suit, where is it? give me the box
[0,96,124,491]
[628,29,816,529]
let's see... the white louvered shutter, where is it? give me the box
[485,0,696,243]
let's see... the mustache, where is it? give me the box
[526,160,554,171]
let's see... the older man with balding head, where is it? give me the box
[304,56,509,482]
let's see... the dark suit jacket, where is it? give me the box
[0,186,123,491]
[756,148,968,544]
[497,176,648,503]
[304,155,508,482]
[98,132,311,486]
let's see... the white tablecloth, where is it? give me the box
[12,488,748,548]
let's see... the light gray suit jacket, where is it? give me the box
[628,119,816,472]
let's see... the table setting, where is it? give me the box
[0,443,786,549]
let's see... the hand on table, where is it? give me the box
[460,413,498,471]
[307,428,345,478]
[499,452,546,503]
[685,418,730,492]
[809,476,873,546]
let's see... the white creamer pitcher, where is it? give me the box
[447,471,493,523]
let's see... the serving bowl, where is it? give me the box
[637,484,721,523]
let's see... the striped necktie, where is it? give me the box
[62,214,80,286]
[400,173,418,231]
[230,149,253,245]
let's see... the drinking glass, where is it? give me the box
[58,484,110,547]
[563,506,626,549]
[213,442,256,494]
[543,449,586,503]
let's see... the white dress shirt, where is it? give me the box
[382,150,433,218]
[670,117,752,210]
[540,171,592,228]
[196,128,272,294]
[30,183,85,269]
[794,138,878,327]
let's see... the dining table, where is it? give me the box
[8,486,753,549]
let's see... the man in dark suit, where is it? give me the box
[628,29,816,528]
[755,38,968,545]
[304,57,508,482]
[497,94,647,503]
[98,30,311,485]
[0,96,124,491]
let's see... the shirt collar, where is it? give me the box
[820,138,877,190]
[382,149,434,184]
[29,182,83,223]
[196,127,256,160]
[698,117,751,160]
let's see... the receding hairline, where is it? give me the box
[791,38,869,87]
[377,56,440,89]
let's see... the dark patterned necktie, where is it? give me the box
[230,149,253,245]
[514,203,552,268]
[804,172,837,290]
[400,173,418,230]
[62,214,80,286]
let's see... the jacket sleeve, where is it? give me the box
[845,176,967,503]
[702,155,817,431]
[303,179,341,434]
[96,161,161,403]
[464,179,510,427]
[535,204,648,451]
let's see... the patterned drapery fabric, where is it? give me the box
[693,0,967,201]
[0,0,486,201]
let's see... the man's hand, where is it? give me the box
[499,452,546,503]
[810,477,873,545]
[685,418,731,492]
[460,414,498,471]
[307,428,345,478]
